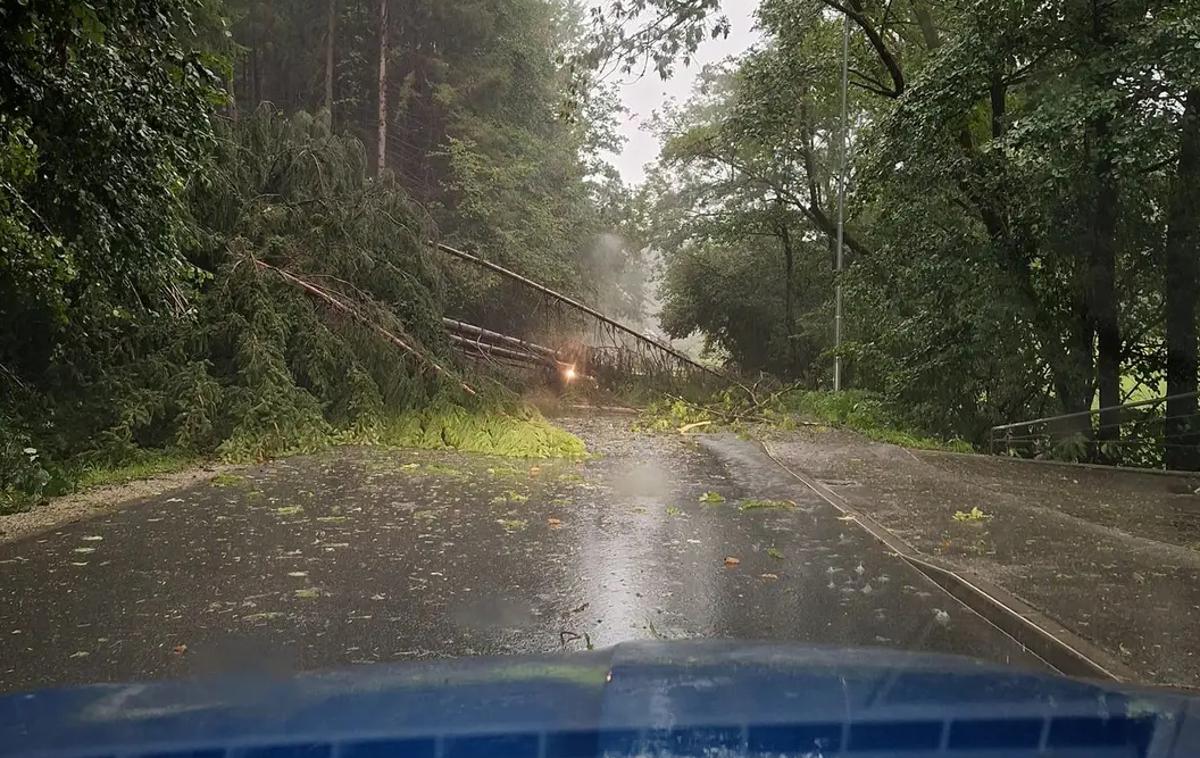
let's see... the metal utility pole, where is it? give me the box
[834,13,850,392]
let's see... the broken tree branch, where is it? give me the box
[253,258,476,396]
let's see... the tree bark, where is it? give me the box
[1081,114,1122,447]
[821,0,904,97]
[778,220,796,369]
[1084,0,1123,448]
[1165,89,1200,470]
[325,0,336,116]
[227,68,238,121]
[375,0,388,177]
[910,0,941,50]
[263,0,274,104]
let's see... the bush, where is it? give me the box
[783,390,973,453]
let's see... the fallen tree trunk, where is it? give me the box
[433,242,723,380]
[442,318,561,360]
[447,333,554,368]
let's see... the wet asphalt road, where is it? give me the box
[0,415,1043,692]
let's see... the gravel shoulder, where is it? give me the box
[0,464,238,546]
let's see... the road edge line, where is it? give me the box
[925,447,1200,480]
[759,440,1136,683]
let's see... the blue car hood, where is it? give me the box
[2,641,1197,757]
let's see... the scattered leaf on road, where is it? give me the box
[243,612,286,622]
[69,651,89,659]
[172,644,188,655]
[294,588,321,599]
[73,547,95,554]
[547,517,562,528]
[767,547,784,560]
[666,506,682,517]
[496,518,528,532]
[760,573,779,580]
[287,571,308,578]
[699,492,725,504]
[953,506,992,522]
[274,506,303,516]
[81,535,104,541]
[724,556,741,567]
[739,499,795,511]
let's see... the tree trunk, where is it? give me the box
[263,0,274,104]
[227,68,238,121]
[375,0,388,177]
[1088,120,1121,447]
[778,222,796,369]
[250,44,261,105]
[1084,2,1122,450]
[1165,89,1200,470]
[325,0,336,116]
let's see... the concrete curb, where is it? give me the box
[937,447,1200,480]
[760,440,1138,684]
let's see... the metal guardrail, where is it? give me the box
[989,391,1200,469]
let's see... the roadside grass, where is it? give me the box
[73,451,199,490]
[2,450,201,516]
[3,403,585,515]
[782,390,973,454]
[637,387,971,454]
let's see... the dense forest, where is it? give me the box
[625,0,1200,465]
[0,0,634,507]
[3,0,1200,510]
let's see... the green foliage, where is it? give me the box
[0,0,222,383]
[1,104,588,503]
[0,422,51,514]
[0,0,632,504]
[953,506,992,523]
[72,452,199,491]
[377,401,587,459]
[641,0,1200,464]
[783,391,973,453]
[227,0,642,339]
[637,384,971,453]
[637,398,716,432]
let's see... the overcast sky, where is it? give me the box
[602,1,761,186]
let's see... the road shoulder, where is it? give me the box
[763,426,1200,689]
[0,465,234,546]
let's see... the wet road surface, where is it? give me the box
[0,415,1044,692]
